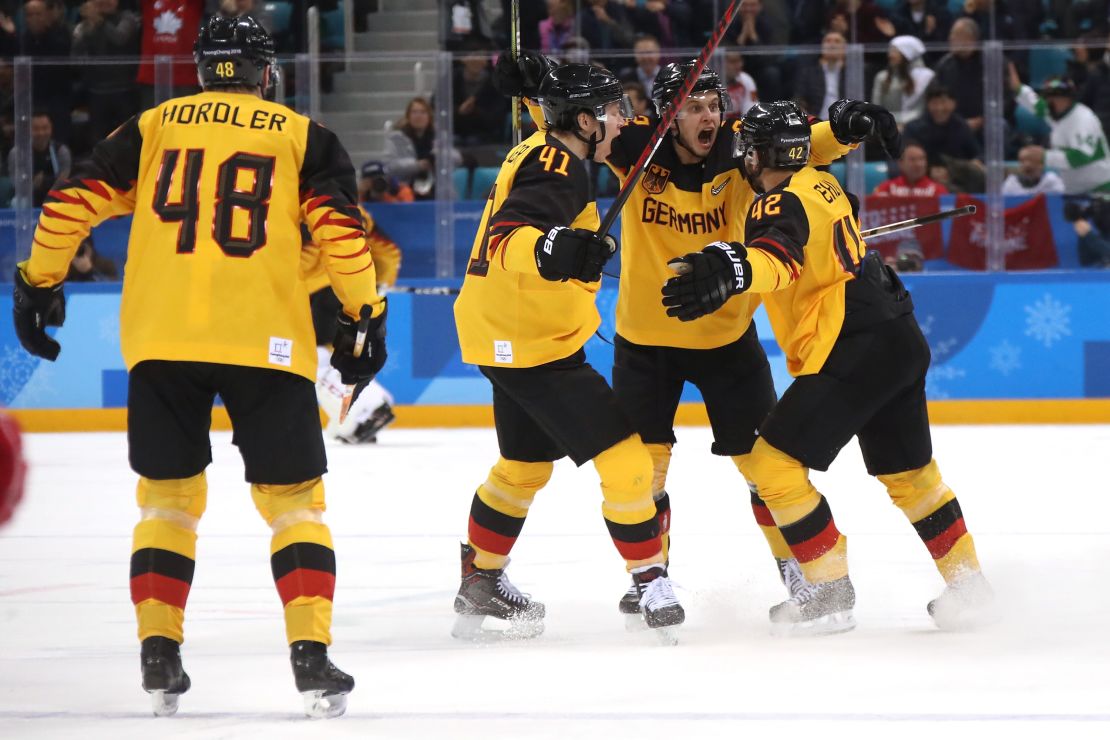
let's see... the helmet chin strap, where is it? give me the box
[740,149,766,193]
[573,115,605,160]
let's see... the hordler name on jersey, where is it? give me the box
[641,197,728,235]
[160,100,288,131]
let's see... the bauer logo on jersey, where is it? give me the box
[641,163,672,194]
[494,340,514,364]
[269,337,293,367]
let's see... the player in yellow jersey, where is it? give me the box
[602,61,901,620]
[662,101,994,636]
[10,16,385,716]
[304,208,401,443]
[453,63,684,643]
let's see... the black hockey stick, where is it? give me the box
[860,204,976,239]
[596,0,743,239]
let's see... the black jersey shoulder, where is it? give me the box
[744,177,810,267]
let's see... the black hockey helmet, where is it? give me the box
[194,14,276,91]
[650,60,729,117]
[734,101,811,173]
[538,63,632,132]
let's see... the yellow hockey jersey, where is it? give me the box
[740,166,867,376]
[606,116,854,349]
[302,205,402,294]
[454,131,601,368]
[22,91,382,382]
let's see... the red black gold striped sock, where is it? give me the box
[778,495,849,584]
[467,458,550,570]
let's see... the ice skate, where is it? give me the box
[631,565,685,646]
[339,402,396,444]
[290,640,354,719]
[618,579,645,631]
[769,575,856,637]
[928,571,997,631]
[452,543,545,641]
[140,636,190,717]
[776,557,812,599]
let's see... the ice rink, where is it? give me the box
[2,424,1109,739]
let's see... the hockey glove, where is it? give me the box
[534,227,617,283]
[661,241,752,321]
[12,268,65,361]
[492,50,557,99]
[828,100,904,158]
[330,301,387,405]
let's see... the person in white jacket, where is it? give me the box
[1010,68,1110,195]
[870,35,935,127]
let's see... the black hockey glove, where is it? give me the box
[534,227,616,283]
[661,241,752,321]
[492,50,557,98]
[12,268,66,361]
[330,301,387,405]
[828,99,904,158]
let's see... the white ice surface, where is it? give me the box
[2,425,1110,739]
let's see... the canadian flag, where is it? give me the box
[947,194,1058,270]
[863,195,944,260]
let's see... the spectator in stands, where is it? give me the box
[138,0,204,108]
[871,35,935,127]
[1010,70,1110,195]
[560,35,592,65]
[539,0,575,54]
[1002,144,1065,195]
[359,161,414,204]
[789,0,826,45]
[386,97,462,200]
[73,0,141,142]
[579,0,635,51]
[724,49,758,115]
[885,240,925,272]
[21,0,73,144]
[446,0,495,50]
[620,34,662,93]
[731,0,782,101]
[829,0,897,44]
[625,0,678,47]
[623,80,653,119]
[66,235,118,282]
[1047,0,1107,40]
[1080,32,1110,137]
[874,141,949,196]
[794,30,846,119]
[498,0,545,50]
[891,0,952,51]
[453,42,508,146]
[903,82,981,168]
[957,0,1040,40]
[7,110,71,207]
[0,9,16,57]
[933,17,986,133]
[1071,214,1110,266]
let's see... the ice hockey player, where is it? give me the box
[305,211,401,443]
[10,15,385,716]
[662,100,994,635]
[452,62,683,644]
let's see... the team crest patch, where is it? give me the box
[641,163,671,194]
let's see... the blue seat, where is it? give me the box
[320,1,346,51]
[865,161,888,193]
[1028,47,1072,88]
[0,176,12,207]
[262,1,294,35]
[453,168,471,200]
[470,167,500,200]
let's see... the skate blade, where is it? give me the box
[451,613,544,643]
[623,612,647,633]
[651,625,681,646]
[770,610,856,638]
[148,690,180,717]
[929,602,1001,632]
[302,690,348,719]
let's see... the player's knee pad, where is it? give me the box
[878,459,950,520]
[743,438,812,509]
[479,457,552,518]
[136,473,207,531]
[645,442,672,498]
[251,477,326,533]
[593,434,653,506]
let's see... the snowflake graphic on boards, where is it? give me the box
[98,313,120,343]
[1023,293,1071,348]
[925,364,966,400]
[988,339,1022,376]
[153,10,183,37]
[0,346,40,405]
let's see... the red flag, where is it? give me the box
[863,196,944,260]
[947,194,1058,270]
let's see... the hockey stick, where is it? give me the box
[859,204,976,239]
[510,0,522,146]
[339,304,373,423]
[596,0,743,238]
[386,285,461,295]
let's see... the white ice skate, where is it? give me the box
[928,571,998,631]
